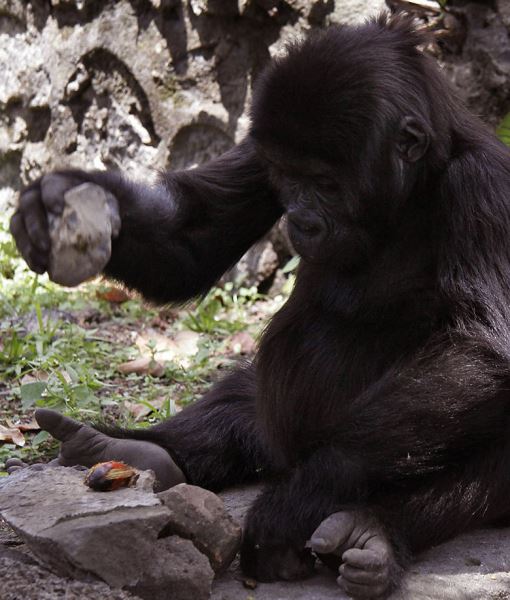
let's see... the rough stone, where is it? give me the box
[328,0,386,26]
[48,182,120,287]
[496,0,510,29]
[158,483,242,572]
[0,557,140,600]
[0,466,214,600]
[435,3,510,128]
[130,536,213,600]
[222,239,279,288]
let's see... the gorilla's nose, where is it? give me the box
[287,209,323,238]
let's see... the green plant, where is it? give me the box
[0,211,290,468]
[497,113,510,147]
[183,284,258,334]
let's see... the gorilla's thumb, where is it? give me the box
[307,512,356,554]
[35,408,82,442]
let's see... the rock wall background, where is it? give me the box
[1,0,509,285]
[0,0,385,208]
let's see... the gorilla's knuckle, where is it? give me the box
[9,212,21,234]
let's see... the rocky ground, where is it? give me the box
[1,475,510,600]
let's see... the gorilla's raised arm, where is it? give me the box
[10,139,282,303]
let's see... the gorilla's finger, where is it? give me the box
[5,458,26,468]
[342,548,385,570]
[40,173,78,213]
[35,408,82,442]
[72,464,89,471]
[7,465,24,474]
[9,212,47,274]
[340,564,385,584]
[307,512,355,554]
[19,188,50,252]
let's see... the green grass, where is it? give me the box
[0,212,288,473]
[497,112,510,147]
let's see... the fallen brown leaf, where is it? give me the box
[123,401,153,421]
[118,357,165,377]
[20,370,48,385]
[0,424,26,446]
[134,329,200,365]
[11,419,40,433]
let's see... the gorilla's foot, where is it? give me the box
[308,511,400,599]
[33,408,186,492]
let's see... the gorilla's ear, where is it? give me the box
[396,116,429,162]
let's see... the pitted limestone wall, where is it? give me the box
[0,0,386,211]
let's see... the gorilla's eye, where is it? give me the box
[316,176,338,194]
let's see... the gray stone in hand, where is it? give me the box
[48,182,120,287]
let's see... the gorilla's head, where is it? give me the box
[250,15,449,269]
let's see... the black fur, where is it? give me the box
[11,13,510,593]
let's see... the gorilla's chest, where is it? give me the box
[254,308,430,463]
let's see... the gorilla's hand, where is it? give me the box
[10,171,119,279]
[240,504,315,582]
[241,521,315,581]
[309,511,401,599]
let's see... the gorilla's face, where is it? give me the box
[253,110,430,271]
[260,147,375,269]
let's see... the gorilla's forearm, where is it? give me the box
[93,141,282,303]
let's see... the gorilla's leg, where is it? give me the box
[308,440,510,598]
[26,367,269,492]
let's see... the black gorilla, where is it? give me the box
[9,14,510,599]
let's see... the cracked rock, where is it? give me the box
[0,466,215,600]
[157,483,242,572]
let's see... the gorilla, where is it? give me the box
[8,13,510,599]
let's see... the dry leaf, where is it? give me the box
[0,424,26,446]
[134,329,199,365]
[118,357,165,377]
[12,419,40,433]
[97,286,131,303]
[227,331,256,355]
[20,370,48,385]
[123,401,153,421]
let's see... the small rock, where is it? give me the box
[242,577,258,590]
[48,182,120,287]
[157,483,242,572]
[118,357,165,377]
[131,536,213,600]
